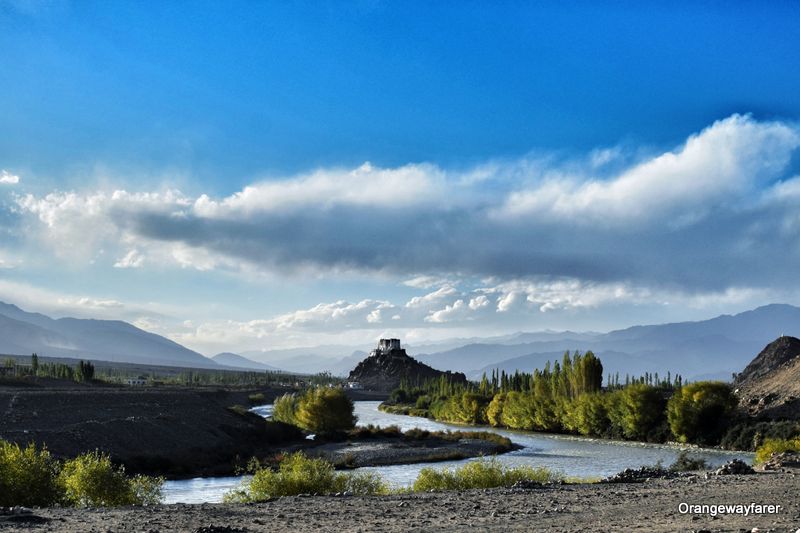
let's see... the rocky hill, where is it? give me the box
[348,339,467,391]
[735,336,800,419]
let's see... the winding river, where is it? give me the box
[162,401,753,504]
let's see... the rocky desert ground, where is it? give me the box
[2,470,798,532]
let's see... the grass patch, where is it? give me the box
[224,452,389,502]
[411,457,561,492]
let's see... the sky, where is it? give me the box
[1,1,800,356]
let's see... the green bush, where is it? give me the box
[411,457,561,492]
[754,437,800,464]
[0,441,62,507]
[667,381,737,445]
[224,452,388,501]
[248,392,266,404]
[60,451,164,506]
[295,387,356,435]
[669,451,709,471]
[0,440,163,507]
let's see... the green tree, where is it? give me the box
[667,381,737,445]
[564,393,609,436]
[295,387,356,435]
[272,393,299,426]
[75,360,95,382]
[607,384,664,440]
[486,393,506,427]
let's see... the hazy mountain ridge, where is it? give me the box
[446,304,800,381]
[0,302,218,368]
[2,301,798,380]
[211,352,281,371]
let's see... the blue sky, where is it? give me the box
[1,1,800,355]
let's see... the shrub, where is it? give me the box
[0,441,163,507]
[669,451,709,471]
[295,388,356,435]
[667,381,737,445]
[411,457,561,492]
[754,437,800,464]
[224,452,388,502]
[0,441,62,507]
[60,451,164,506]
[248,392,266,404]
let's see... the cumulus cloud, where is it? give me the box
[0,170,20,185]
[11,114,800,294]
[496,115,800,224]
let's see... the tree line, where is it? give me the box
[3,354,95,382]
[386,351,737,446]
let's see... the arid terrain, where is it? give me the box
[0,385,303,477]
[1,471,797,532]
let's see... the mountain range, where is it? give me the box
[1,300,799,381]
[0,302,219,368]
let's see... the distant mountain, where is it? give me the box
[421,304,800,382]
[240,347,372,376]
[0,301,218,368]
[211,352,282,371]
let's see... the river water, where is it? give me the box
[162,401,753,504]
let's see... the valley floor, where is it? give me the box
[3,471,798,532]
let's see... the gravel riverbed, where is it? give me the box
[2,471,798,532]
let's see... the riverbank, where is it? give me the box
[5,471,797,532]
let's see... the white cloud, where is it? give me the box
[114,249,145,269]
[468,294,490,310]
[403,275,452,289]
[425,299,468,323]
[405,286,459,308]
[10,115,800,296]
[57,297,125,310]
[192,162,445,218]
[496,114,800,224]
[0,170,20,185]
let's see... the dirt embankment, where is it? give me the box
[0,385,303,478]
[2,472,798,532]
[735,336,800,419]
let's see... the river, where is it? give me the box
[162,401,753,503]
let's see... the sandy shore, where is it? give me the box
[2,471,798,532]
